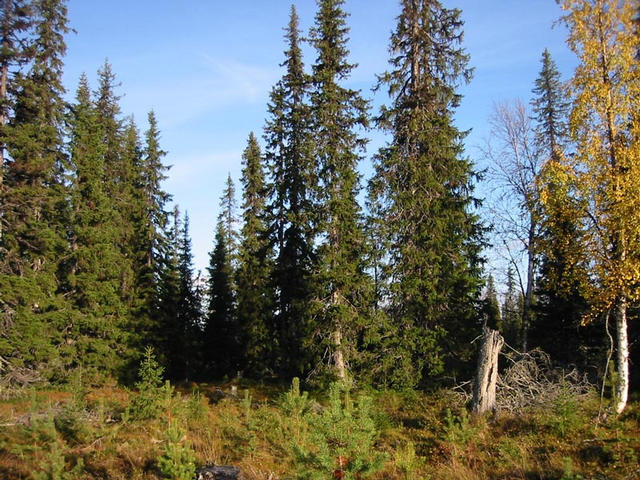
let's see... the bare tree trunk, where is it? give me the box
[472,327,504,414]
[332,326,345,381]
[522,221,536,353]
[0,8,9,242]
[614,297,629,415]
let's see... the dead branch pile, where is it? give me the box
[496,349,594,412]
[0,355,43,399]
[453,349,595,412]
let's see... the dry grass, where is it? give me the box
[0,381,638,480]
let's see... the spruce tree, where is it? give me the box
[308,0,372,382]
[500,267,522,348]
[481,274,501,330]
[530,49,570,162]
[176,212,202,380]
[263,5,316,378]
[204,176,238,378]
[66,74,129,376]
[236,132,273,377]
[131,111,171,351]
[0,0,72,379]
[157,206,181,375]
[530,49,592,365]
[92,61,138,318]
[369,0,484,387]
[159,210,201,381]
[1,0,32,234]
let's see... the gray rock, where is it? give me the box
[196,465,240,480]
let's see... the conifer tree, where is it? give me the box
[500,267,522,348]
[370,0,484,387]
[481,274,501,330]
[162,211,202,380]
[308,0,372,382]
[236,132,273,377]
[0,0,72,378]
[531,49,570,162]
[1,0,32,238]
[66,74,129,375]
[92,61,137,316]
[178,213,203,379]
[263,5,316,378]
[204,176,238,377]
[131,111,171,350]
[530,50,591,364]
[157,206,181,375]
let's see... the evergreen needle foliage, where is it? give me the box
[294,382,387,480]
[157,420,196,480]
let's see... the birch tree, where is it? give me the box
[556,0,640,414]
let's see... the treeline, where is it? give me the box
[1,0,638,412]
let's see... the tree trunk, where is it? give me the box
[332,325,346,381]
[522,220,536,353]
[614,297,629,415]
[472,327,504,414]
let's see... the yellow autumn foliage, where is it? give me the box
[549,0,640,323]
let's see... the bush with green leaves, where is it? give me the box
[157,419,196,480]
[294,382,387,480]
[127,347,173,421]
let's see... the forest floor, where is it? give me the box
[0,378,638,480]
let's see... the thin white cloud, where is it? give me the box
[119,54,278,129]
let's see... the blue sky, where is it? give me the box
[62,0,576,276]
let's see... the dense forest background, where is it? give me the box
[1,0,639,417]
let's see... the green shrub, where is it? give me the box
[157,420,196,480]
[127,347,173,421]
[393,441,426,480]
[53,403,93,445]
[442,408,476,447]
[560,457,583,480]
[32,441,84,480]
[547,391,581,438]
[294,382,387,480]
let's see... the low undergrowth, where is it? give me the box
[0,358,638,479]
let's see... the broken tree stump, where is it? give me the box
[471,327,504,414]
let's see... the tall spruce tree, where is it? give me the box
[236,132,273,377]
[263,5,316,378]
[177,212,202,380]
[0,0,72,379]
[93,61,137,314]
[157,206,181,375]
[369,0,484,387]
[66,74,129,376]
[160,211,202,380]
[530,50,592,365]
[308,0,372,382]
[131,111,171,351]
[531,49,570,162]
[204,176,238,378]
[1,0,32,238]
